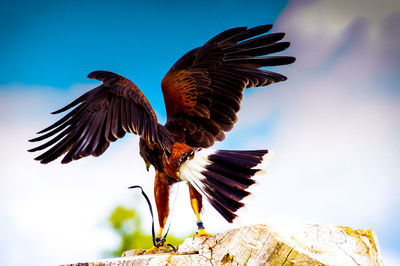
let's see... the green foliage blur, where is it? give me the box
[105,205,185,257]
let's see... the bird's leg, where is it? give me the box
[188,184,215,237]
[143,172,174,254]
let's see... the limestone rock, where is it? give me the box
[63,223,383,265]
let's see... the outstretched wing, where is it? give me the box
[29,71,172,164]
[162,25,295,148]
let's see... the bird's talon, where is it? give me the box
[142,242,175,254]
[142,246,157,254]
[195,228,215,237]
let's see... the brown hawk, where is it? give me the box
[29,25,295,250]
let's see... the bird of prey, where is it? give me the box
[29,24,295,250]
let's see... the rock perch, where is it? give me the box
[63,223,383,265]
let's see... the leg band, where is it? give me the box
[196,220,204,230]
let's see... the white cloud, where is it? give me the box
[383,252,400,266]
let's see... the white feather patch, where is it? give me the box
[177,148,214,182]
[176,148,217,202]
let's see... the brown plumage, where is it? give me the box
[29,25,295,244]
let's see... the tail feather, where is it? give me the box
[203,185,245,212]
[178,148,272,223]
[202,168,254,190]
[208,197,239,222]
[208,151,265,169]
[202,174,250,201]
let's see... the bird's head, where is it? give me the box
[139,138,165,172]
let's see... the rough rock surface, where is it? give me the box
[63,223,383,265]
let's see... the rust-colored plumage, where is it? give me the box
[29,25,295,245]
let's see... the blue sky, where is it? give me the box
[1,0,400,265]
[0,0,288,115]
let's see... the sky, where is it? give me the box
[1,0,399,265]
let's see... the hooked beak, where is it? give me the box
[145,161,151,172]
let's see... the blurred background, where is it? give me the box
[1,0,399,265]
